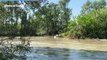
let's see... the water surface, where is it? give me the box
[1,37,107,60]
[26,47,107,60]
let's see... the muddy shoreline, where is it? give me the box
[0,36,107,51]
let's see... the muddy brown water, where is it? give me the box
[1,36,107,60]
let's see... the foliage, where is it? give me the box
[67,8,107,38]
[0,0,71,36]
[81,0,106,14]
[0,37,30,60]
[65,0,107,39]
[1,0,107,39]
[31,1,71,35]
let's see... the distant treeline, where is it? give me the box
[64,0,107,39]
[0,0,107,39]
[0,0,71,36]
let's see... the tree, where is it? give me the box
[91,0,106,10]
[0,0,71,36]
[32,1,71,35]
[81,0,91,14]
[67,8,107,38]
[59,0,70,8]
[58,0,71,33]
[33,3,61,35]
[99,0,106,8]
[0,3,7,35]
[19,0,47,36]
[81,0,106,15]
[0,0,47,36]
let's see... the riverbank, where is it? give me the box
[29,37,107,51]
[0,36,107,51]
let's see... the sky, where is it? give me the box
[49,0,107,16]
[48,0,88,16]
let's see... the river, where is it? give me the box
[0,36,107,60]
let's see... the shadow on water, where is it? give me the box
[0,37,107,60]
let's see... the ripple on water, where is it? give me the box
[25,47,107,60]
